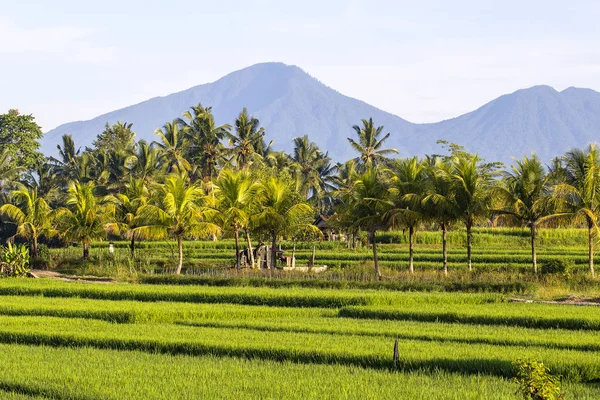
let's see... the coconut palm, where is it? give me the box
[227,108,269,168]
[178,104,231,181]
[129,140,165,183]
[495,154,552,273]
[104,178,149,258]
[340,167,391,279]
[450,153,496,271]
[551,144,600,277]
[347,118,398,170]
[388,157,426,273]
[0,188,55,258]
[255,177,319,269]
[55,181,108,259]
[212,169,262,270]
[422,158,458,276]
[153,121,190,173]
[132,173,220,274]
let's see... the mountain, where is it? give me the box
[42,62,600,164]
[41,62,415,162]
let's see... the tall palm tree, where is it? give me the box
[388,157,426,274]
[212,169,262,270]
[178,104,231,181]
[0,188,55,258]
[255,177,319,269]
[104,178,149,258]
[339,167,391,279]
[551,144,600,277]
[347,118,398,170]
[495,154,552,273]
[450,153,495,271]
[422,158,458,276]
[227,108,269,169]
[133,173,220,274]
[153,121,190,173]
[130,140,165,183]
[55,181,108,259]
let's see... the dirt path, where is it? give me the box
[510,296,600,307]
[29,270,116,284]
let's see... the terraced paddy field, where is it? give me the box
[0,279,599,399]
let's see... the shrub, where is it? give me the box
[541,259,574,276]
[0,243,31,277]
[513,360,564,400]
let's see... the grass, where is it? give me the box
[5,344,598,400]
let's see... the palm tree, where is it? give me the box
[55,181,108,259]
[154,121,190,173]
[339,167,391,279]
[227,108,269,168]
[422,158,458,276]
[132,173,220,274]
[178,104,231,181]
[0,149,25,191]
[347,118,398,170]
[290,135,336,212]
[495,154,552,273]
[255,177,319,269]
[130,140,165,183]
[551,144,600,277]
[0,188,55,258]
[212,169,262,270]
[104,178,149,258]
[388,157,426,273]
[450,153,495,271]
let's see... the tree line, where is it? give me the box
[1,106,599,279]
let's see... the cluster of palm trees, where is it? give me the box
[1,105,600,279]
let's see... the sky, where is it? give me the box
[2,0,600,132]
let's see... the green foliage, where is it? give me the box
[541,259,575,276]
[513,360,564,400]
[0,109,43,171]
[0,243,30,277]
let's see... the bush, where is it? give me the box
[513,360,564,400]
[0,243,31,277]
[541,259,574,276]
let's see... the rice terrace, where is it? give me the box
[4,2,600,399]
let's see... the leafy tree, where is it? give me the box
[255,176,319,269]
[132,173,220,274]
[0,188,55,258]
[422,158,458,275]
[0,149,25,192]
[388,157,426,274]
[347,118,398,171]
[551,144,600,277]
[495,154,553,273]
[212,169,262,270]
[55,181,108,259]
[178,104,231,181]
[0,109,43,170]
[91,121,136,155]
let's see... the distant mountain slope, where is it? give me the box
[42,62,600,164]
[41,63,415,162]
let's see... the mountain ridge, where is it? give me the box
[42,62,600,164]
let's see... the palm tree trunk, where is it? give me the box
[32,236,39,259]
[176,235,183,275]
[370,230,381,280]
[234,227,241,271]
[442,223,448,276]
[466,221,473,272]
[83,241,90,260]
[244,227,255,268]
[270,231,277,270]
[588,222,595,278]
[530,222,537,274]
[409,225,415,274]
[130,237,135,259]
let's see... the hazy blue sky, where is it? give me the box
[2,0,599,131]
